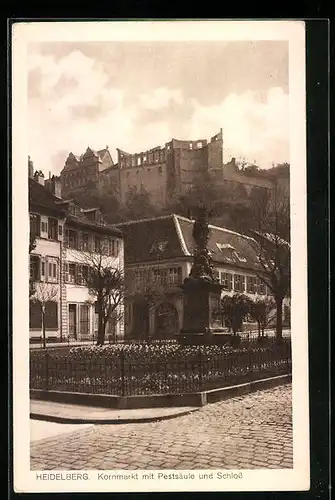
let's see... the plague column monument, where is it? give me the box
[179,207,224,345]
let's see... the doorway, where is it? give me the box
[68,304,77,339]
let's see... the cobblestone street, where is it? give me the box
[30,384,293,471]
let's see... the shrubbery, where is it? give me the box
[30,340,289,364]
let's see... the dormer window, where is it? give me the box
[150,240,168,254]
[233,251,247,263]
[216,243,235,252]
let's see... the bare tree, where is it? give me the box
[31,282,59,349]
[75,245,125,346]
[251,179,291,341]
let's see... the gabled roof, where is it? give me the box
[116,214,262,270]
[116,215,186,264]
[29,178,66,216]
[177,216,261,270]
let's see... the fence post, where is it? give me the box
[44,352,49,390]
[120,350,125,397]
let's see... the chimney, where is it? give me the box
[52,176,62,199]
[45,175,62,198]
[28,156,34,179]
[33,170,45,186]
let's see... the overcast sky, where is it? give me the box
[28,41,289,175]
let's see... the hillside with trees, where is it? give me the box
[67,162,290,241]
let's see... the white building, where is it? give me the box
[29,170,124,343]
[117,215,290,339]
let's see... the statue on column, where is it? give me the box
[189,206,218,282]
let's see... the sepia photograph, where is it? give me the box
[12,20,309,493]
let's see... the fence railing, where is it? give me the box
[30,343,291,396]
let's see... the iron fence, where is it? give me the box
[30,343,291,396]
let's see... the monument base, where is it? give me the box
[177,276,228,345]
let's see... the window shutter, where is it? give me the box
[29,300,42,328]
[63,262,69,282]
[40,258,46,281]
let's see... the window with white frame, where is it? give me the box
[167,267,182,285]
[46,257,58,283]
[246,276,257,294]
[68,263,76,283]
[234,274,245,292]
[220,272,233,291]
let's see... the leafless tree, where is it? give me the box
[74,244,125,346]
[251,179,291,340]
[31,282,59,349]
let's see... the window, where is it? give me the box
[233,251,247,263]
[220,272,233,291]
[94,236,101,253]
[234,274,245,292]
[158,166,163,174]
[80,304,90,337]
[247,276,257,294]
[48,218,58,240]
[137,157,141,166]
[257,278,266,295]
[68,230,78,249]
[197,142,203,149]
[167,267,182,285]
[189,142,193,150]
[81,265,89,284]
[46,257,58,283]
[30,214,41,237]
[68,263,76,283]
[30,255,40,281]
[82,233,89,251]
[41,221,48,233]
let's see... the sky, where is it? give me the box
[28,40,289,175]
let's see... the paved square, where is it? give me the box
[30,384,293,470]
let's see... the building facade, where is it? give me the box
[29,168,124,343]
[59,130,283,205]
[116,214,287,340]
